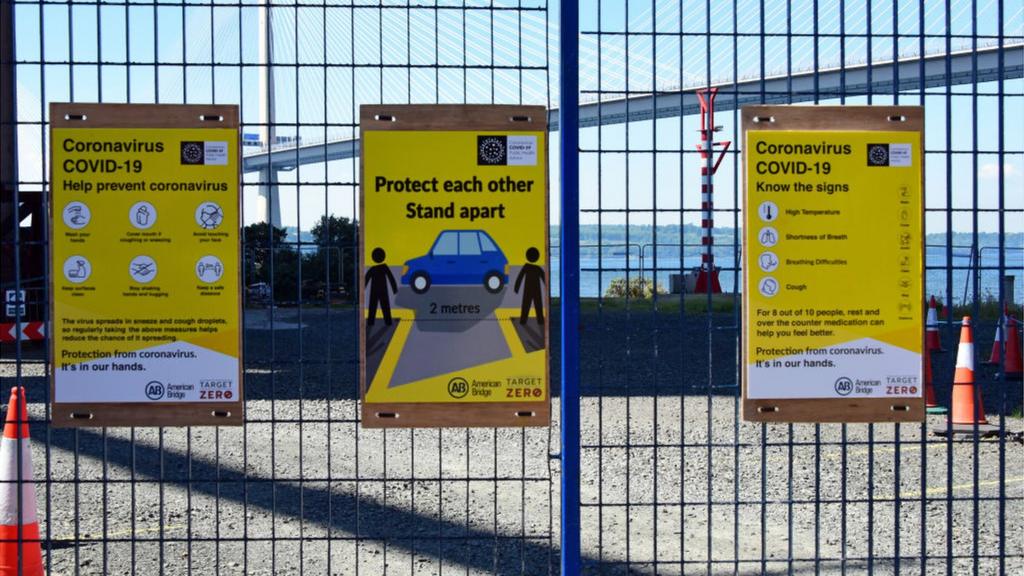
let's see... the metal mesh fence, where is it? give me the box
[0,0,1022,575]
[2,0,557,574]
[573,0,1023,574]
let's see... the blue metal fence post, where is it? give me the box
[559,0,581,572]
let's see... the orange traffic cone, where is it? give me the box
[998,316,1023,381]
[926,296,945,353]
[0,387,42,576]
[983,305,1007,365]
[950,317,988,426]
[924,347,947,414]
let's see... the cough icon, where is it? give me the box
[129,201,157,229]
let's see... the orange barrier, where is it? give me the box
[983,305,1007,365]
[950,317,988,426]
[999,316,1022,381]
[0,387,42,576]
[924,347,947,414]
[926,296,945,353]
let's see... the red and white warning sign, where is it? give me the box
[0,322,45,342]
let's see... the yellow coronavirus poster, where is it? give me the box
[743,107,924,422]
[50,104,242,427]
[360,105,549,427]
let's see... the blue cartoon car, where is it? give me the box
[401,230,509,294]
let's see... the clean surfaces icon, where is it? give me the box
[64,255,92,283]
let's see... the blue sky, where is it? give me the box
[12,0,1024,234]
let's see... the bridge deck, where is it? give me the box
[242,45,1022,173]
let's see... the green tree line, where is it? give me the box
[243,215,357,305]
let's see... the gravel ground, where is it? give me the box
[1,306,1021,575]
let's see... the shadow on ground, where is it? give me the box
[7,306,1021,413]
[36,425,580,576]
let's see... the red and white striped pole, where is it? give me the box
[695,89,730,294]
[700,161,716,290]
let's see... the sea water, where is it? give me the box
[549,244,1023,306]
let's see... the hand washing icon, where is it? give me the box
[68,207,86,226]
[62,202,91,229]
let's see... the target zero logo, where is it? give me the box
[477,136,507,165]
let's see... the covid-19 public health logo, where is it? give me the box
[181,141,205,165]
[477,136,507,165]
[866,143,889,166]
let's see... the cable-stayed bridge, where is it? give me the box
[242,43,1022,174]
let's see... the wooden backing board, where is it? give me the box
[359,104,550,428]
[49,103,243,427]
[741,105,925,423]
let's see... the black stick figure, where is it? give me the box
[514,247,545,325]
[365,247,398,326]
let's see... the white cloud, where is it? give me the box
[979,162,1021,181]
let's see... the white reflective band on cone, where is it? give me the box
[955,343,975,372]
[0,437,37,526]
